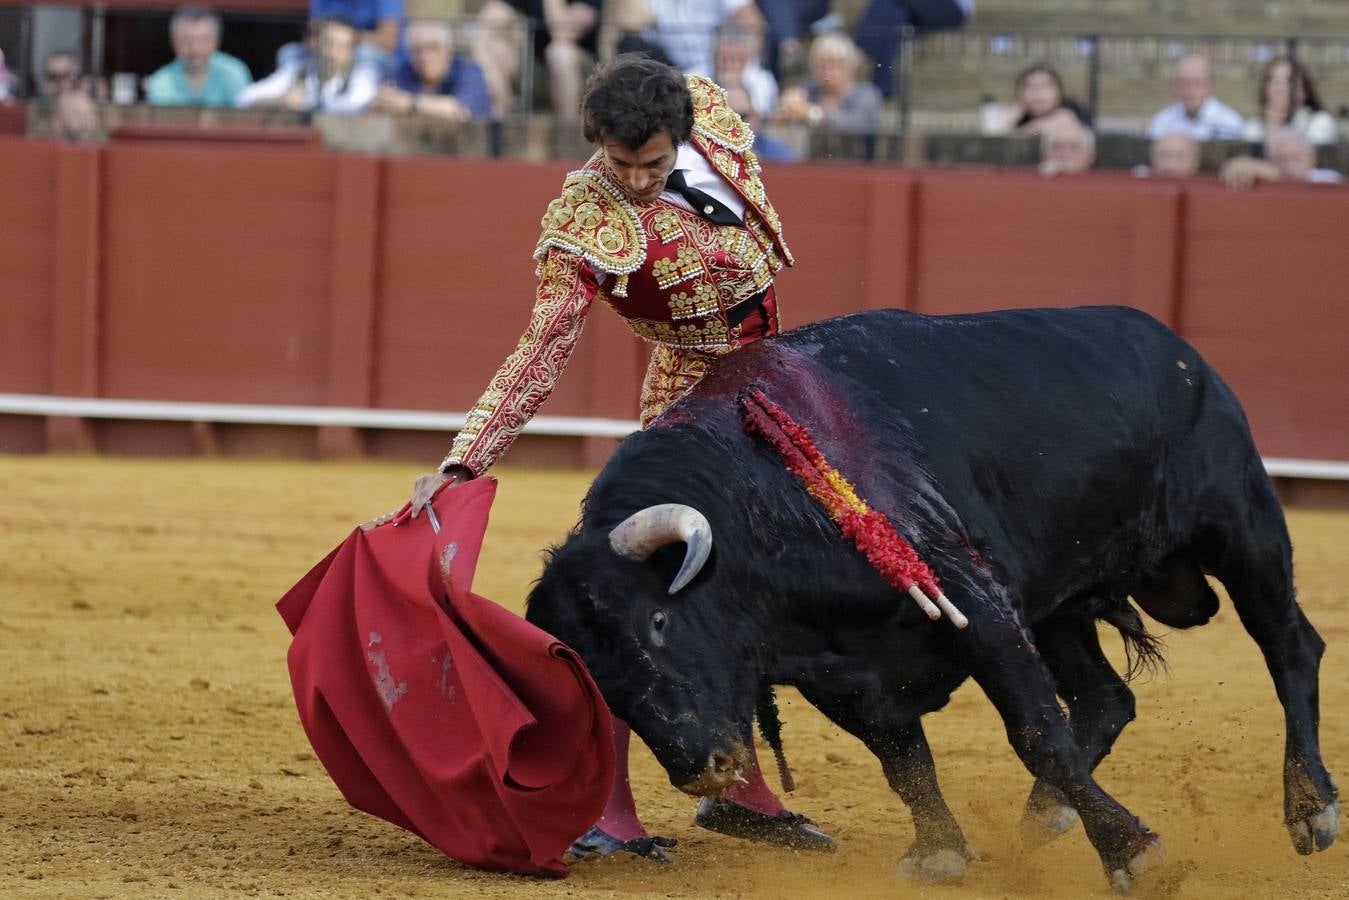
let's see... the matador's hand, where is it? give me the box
[358,469,469,531]
[409,467,471,518]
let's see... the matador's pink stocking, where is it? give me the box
[595,717,646,841]
[596,715,784,841]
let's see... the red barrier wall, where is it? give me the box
[1,136,1346,464]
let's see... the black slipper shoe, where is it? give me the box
[693,797,835,851]
[566,825,678,863]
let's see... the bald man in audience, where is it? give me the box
[1038,116,1095,177]
[1150,131,1200,177]
[1146,54,1244,141]
[1220,127,1345,189]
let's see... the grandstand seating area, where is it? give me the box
[5,0,1349,164]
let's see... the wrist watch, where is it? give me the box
[410,94,419,115]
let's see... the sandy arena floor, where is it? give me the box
[2,455,1347,898]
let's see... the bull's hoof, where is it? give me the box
[1020,783,1079,847]
[1289,798,1340,855]
[1020,802,1079,847]
[694,797,835,851]
[897,843,977,883]
[1108,836,1165,896]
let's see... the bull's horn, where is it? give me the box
[608,504,713,594]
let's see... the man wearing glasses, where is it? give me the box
[39,50,84,98]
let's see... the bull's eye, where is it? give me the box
[650,610,668,646]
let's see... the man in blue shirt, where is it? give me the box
[146,6,252,107]
[372,19,491,122]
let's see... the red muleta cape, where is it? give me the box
[275,478,614,876]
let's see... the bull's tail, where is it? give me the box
[1096,599,1168,682]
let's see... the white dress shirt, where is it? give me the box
[662,142,746,222]
[235,58,379,116]
[1145,96,1245,141]
[1243,108,1340,146]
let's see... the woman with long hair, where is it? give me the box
[1005,62,1090,135]
[1243,56,1338,145]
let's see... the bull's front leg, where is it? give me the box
[880,720,979,881]
[959,597,1163,894]
[797,680,974,882]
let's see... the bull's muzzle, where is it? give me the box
[674,744,753,796]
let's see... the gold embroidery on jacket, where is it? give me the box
[687,74,755,154]
[668,280,720,320]
[684,74,792,267]
[652,210,685,244]
[629,318,730,351]
[650,244,705,289]
[639,344,725,427]
[534,170,645,275]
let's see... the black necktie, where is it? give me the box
[665,168,741,226]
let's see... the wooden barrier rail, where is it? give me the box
[1,136,1346,476]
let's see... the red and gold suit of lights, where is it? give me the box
[441,75,793,477]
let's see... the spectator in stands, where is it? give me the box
[37,50,84,99]
[1220,127,1343,189]
[471,0,601,119]
[714,23,795,161]
[638,0,766,77]
[1141,131,1200,178]
[754,0,832,78]
[372,19,490,122]
[308,0,402,61]
[146,7,253,107]
[853,0,974,99]
[714,24,777,124]
[235,17,379,115]
[777,32,882,133]
[0,49,13,102]
[1006,62,1088,135]
[1038,116,1095,177]
[1144,54,1243,142]
[1242,57,1337,146]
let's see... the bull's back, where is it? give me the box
[722,306,1259,603]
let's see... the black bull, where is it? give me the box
[524,306,1338,890]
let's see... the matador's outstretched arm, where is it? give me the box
[439,249,600,477]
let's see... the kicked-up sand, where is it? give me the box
[2,455,1347,898]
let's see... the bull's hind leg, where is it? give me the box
[1021,613,1137,845]
[797,683,975,882]
[1209,488,1339,854]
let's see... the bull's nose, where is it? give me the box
[675,747,747,796]
[709,751,737,776]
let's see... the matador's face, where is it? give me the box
[602,131,678,204]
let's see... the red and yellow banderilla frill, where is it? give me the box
[738,388,968,629]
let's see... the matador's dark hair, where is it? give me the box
[581,54,694,149]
